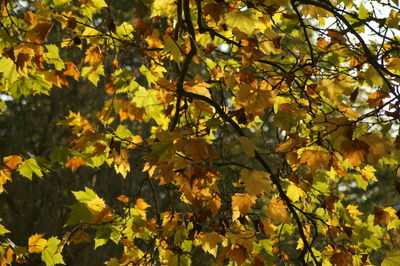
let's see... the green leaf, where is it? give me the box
[358,3,369,20]
[91,0,108,9]
[114,125,133,139]
[17,158,44,180]
[382,251,400,266]
[132,86,159,107]
[72,187,97,203]
[45,45,65,71]
[0,222,10,235]
[0,57,20,84]
[94,225,112,249]
[66,202,93,225]
[41,237,65,266]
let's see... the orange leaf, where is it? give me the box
[299,150,330,173]
[3,155,23,170]
[0,165,12,193]
[66,157,86,172]
[84,45,104,67]
[24,21,53,44]
[231,193,256,221]
[342,139,369,167]
[64,61,80,81]
[267,197,289,223]
[208,195,221,216]
[367,90,389,107]
[117,194,129,203]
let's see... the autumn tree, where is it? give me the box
[1,0,400,265]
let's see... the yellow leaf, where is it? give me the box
[86,197,106,214]
[346,205,363,219]
[235,81,276,116]
[3,155,23,170]
[240,169,271,197]
[28,234,47,253]
[231,193,256,221]
[135,198,151,218]
[316,78,352,101]
[267,197,288,223]
[287,182,306,202]
[197,232,225,257]
[184,77,211,99]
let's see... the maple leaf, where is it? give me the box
[267,197,289,223]
[41,237,65,266]
[24,21,53,44]
[28,234,47,253]
[240,169,271,198]
[0,165,12,193]
[367,90,390,107]
[66,157,86,172]
[299,150,331,173]
[316,78,353,101]
[184,77,212,99]
[342,139,369,167]
[226,246,247,266]
[276,135,304,153]
[330,250,353,266]
[231,193,256,221]
[117,194,129,203]
[359,133,391,164]
[84,45,104,67]
[135,198,151,219]
[287,182,306,202]
[197,232,225,257]
[17,158,43,179]
[3,155,23,170]
[235,81,276,116]
[203,3,225,22]
[208,195,221,216]
[63,61,80,81]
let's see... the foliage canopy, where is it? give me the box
[1,0,400,265]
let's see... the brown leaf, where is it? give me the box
[203,3,225,22]
[374,207,391,225]
[226,246,247,266]
[330,250,353,266]
[327,29,347,44]
[342,139,369,167]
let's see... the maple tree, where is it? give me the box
[1,0,400,265]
